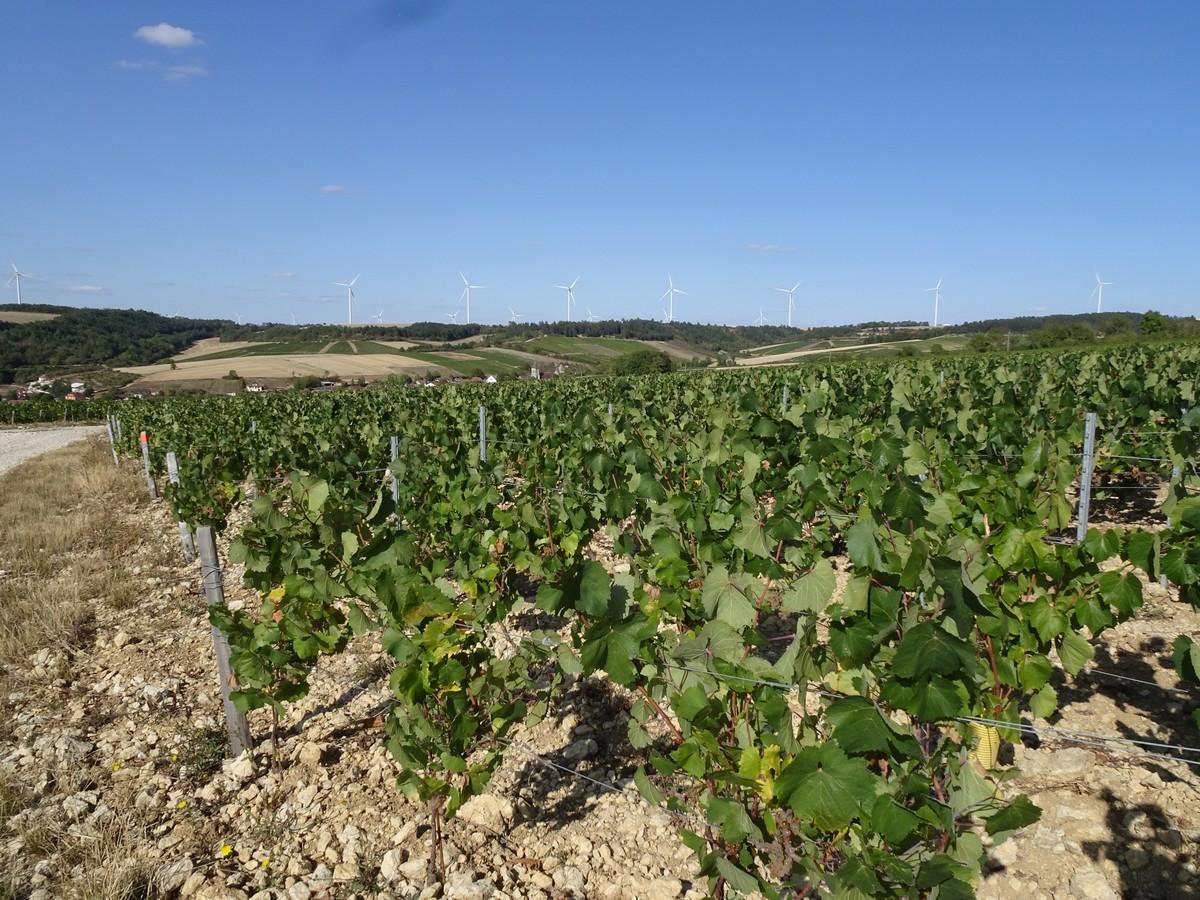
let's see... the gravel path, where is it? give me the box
[0,425,107,477]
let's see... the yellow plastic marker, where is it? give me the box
[968,722,1001,769]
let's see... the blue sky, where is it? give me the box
[1,1,1196,326]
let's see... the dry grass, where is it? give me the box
[64,820,159,900]
[0,439,163,900]
[0,811,159,900]
[0,768,30,819]
[0,438,145,666]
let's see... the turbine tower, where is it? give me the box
[660,274,686,323]
[460,272,484,324]
[586,308,599,323]
[925,278,943,327]
[332,274,359,325]
[1091,273,1112,313]
[754,308,767,326]
[776,282,801,327]
[372,309,384,323]
[7,262,30,305]
[555,277,580,322]
[508,307,523,324]
[447,310,460,324]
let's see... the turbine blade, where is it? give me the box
[675,289,687,296]
[570,276,580,289]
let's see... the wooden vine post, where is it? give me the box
[165,451,196,562]
[139,431,158,500]
[196,526,252,757]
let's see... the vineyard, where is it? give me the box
[109,344,1200,899]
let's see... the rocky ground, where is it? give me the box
[0,440,1198,899]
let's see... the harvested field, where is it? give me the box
[120,353,457,384]
[734,338,922,365]
[0,311,58,324]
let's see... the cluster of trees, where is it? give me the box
[0,306,224,384]
[962,311,1197,352]
[608,348,675,375]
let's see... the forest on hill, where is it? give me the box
[0,305,224,384]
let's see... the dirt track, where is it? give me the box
[0,425,106,477]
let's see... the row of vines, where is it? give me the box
[113,345,1200,898]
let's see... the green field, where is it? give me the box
[514,335,647,364]
[401,349,530,375]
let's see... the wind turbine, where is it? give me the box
[754,308,768,326]
[447,310,460,324]
[586,308,600,323]
[290,311,297,325]
[925,278,943,327]
[508,307,523,324]
[776,282,801,327]
[555,277,580,322]
[372,309,384,323]
[7,262,30,305]
[1091,274,1112,313]
[333,274,359,325]
[660,274,686,323]
[460,273,483,324]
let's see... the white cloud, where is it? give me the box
[67,284,107,293]
[134,23,203,49]
[165,63,208,81]
[319,184,347,194]
[745,243,793,253]
[115,59,208,80]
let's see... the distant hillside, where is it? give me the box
[0,305,225,383]
[217,318,932,354]
[217,311,1196,356]
[4,302,1195,388]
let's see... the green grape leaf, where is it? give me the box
[893,621,976,679]
[1058,630,1094,676]
[732,512,772,559]
[578,561,611,617]
[846,520,885,571]
[701,565,757,631]
[782,558,836,614]
[985,795,1042,838]
[1029,683,1058,718]
[776,743,877,830]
